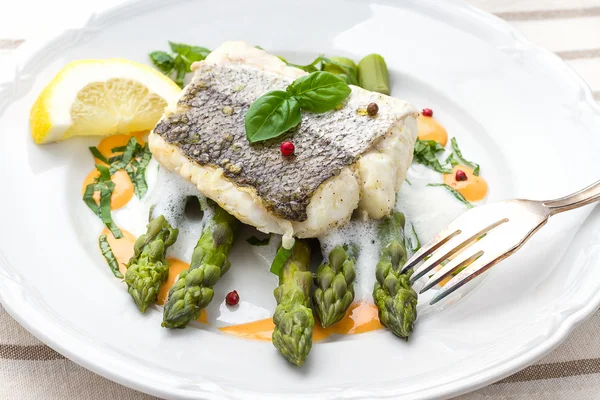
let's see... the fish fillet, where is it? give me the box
[150,41,417,247]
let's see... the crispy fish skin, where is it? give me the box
[150,42,417,246]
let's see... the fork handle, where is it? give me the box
[543,180,600,214]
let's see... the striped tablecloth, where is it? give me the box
[2,1,600,398]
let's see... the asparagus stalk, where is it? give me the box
[373,212,418,339]
[272,240,314,366]
[125,215,179,313]
[358,54,390,95]
[313,244,357,328]
[162,206,238,328]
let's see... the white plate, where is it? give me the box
[2,0,600,399]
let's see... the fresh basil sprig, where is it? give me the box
[149,41,211,88]
[245,71,351,144]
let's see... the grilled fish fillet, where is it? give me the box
[150,41,417,247]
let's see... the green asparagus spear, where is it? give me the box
[272,240,314,366]
[162,206,238,328]
[313,244,357,328]
[373,212,418,339]
[125,215,179,313]
[358,54,390,95]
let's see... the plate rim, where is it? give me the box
[1,0,600,398]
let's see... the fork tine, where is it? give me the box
[400,226,461,274]
[429,247,509,305]
[408,218,508,283]
[419,241,487,293]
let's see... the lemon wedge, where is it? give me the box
[30,59,181,144]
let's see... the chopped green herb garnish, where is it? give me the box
[405,178,412,185]
[89,147,109,164]
[451,137,480,176]
[108,155,123,164]
[133,145,152,198]
[99,234,123,278]
[125,163,137,193]
[270,246,293,275]
[406,223,421,254]
[82,183,99,215]
[110,137,138,174]
[413,138,453,174]
[247,236,270,246]
[98,181,123,238]
[427,183,473,208]
[111,145,127,153]
[96,164,111,182]
[445,152,459,168]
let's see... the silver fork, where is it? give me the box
[402,180,600,305]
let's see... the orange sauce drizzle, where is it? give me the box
[99,228,207,323]
[443,165,488,202]
[417,114,448,146]
[219,302,383,342]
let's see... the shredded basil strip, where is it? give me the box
[82,183,99,215]
[99,234,124,278]
[125,164,138,196]
[98,181,123,238]
[133,145,152,198]
[406,223,421,254]
[451,137,480,176]
[89,147,109,164]
[247,236,270,246]
[96,164,111,182]
[110,137,138,174]
[427,183,473,208]
[111,145,127,153]
[270,246,292,275]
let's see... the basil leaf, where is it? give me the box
[287,71,351,113]
[270,246,292,276]
[173,54,187,88]
[247,236,270,246]
[89,147,109,164]
[451,137,480,176]
[169,42,211,62]
[245,90,301,143]
[427,183,473,208]
[413,138,453,174]
[149,51,175,74]
[99,234,123,279]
